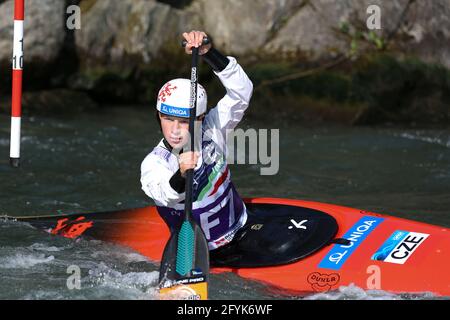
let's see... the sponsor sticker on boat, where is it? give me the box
[307,272,340,292]
[319,216,384,270]
[372,230,429,264]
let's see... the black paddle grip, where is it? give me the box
[182,37,210,48]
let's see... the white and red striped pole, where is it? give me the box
[10,0,24,167]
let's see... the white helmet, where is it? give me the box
[156,78,207,118]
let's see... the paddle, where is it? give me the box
[159,37,210,300]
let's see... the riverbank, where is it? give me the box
[1,53,449,127]
[0,0,449,126]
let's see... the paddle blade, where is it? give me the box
[159,221,209,300]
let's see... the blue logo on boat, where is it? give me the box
[319,216,384,270]
[191,268,203,276]
[371,230,408,261]
[161,103,189,117]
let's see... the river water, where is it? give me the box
[0,107,449,300]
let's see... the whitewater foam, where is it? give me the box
[397,132,450,148]
[0,253,55,269]
[29,243,63,252]
[303,283,438,300]
[85,263,160,299]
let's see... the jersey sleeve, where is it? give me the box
[140,152,185,207]
[205,56,253,134]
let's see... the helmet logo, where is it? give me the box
[158,83,178,103]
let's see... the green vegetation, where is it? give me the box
[244,54,450,126]
[67,51,450,126]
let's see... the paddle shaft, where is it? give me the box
[183,37,209,222]
[184,46,199,222]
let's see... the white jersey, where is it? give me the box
[140,57,253,250]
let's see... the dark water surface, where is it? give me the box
[0,107,449,299]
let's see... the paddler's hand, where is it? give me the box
[179,151,200,177]
[183,30,211,55]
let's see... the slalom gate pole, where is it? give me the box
[10,0,24,168]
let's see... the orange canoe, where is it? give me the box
[17,197,450,297]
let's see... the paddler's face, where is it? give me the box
[159,113,190,148]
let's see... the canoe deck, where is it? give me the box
[15,197,450,296]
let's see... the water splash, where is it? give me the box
[0,253,55,269]
[396,131,450,148]
[85,262,160,299]
[303,283,439,300]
